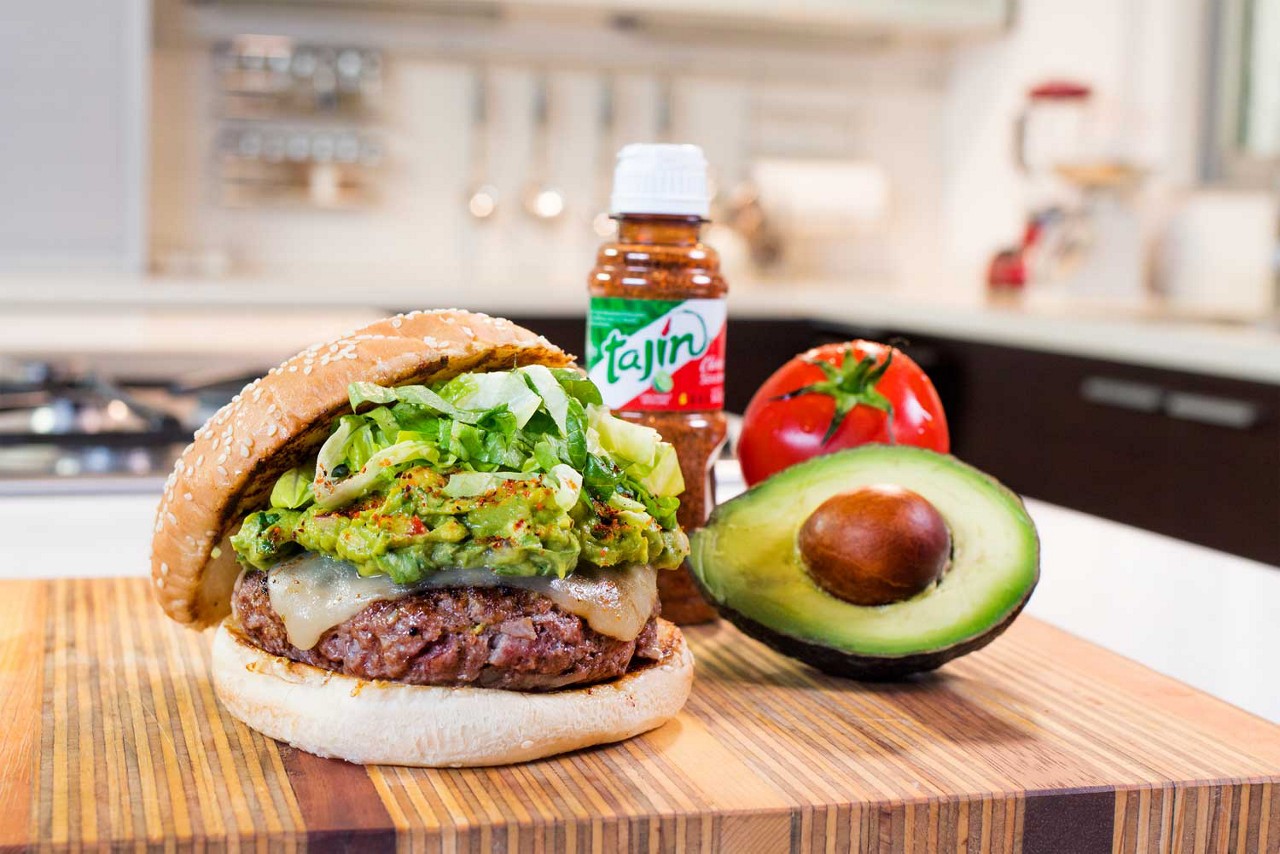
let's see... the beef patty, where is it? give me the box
[231,569,663,691]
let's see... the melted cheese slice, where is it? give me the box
[266,553,658,650]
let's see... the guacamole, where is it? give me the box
[230,365,689,583]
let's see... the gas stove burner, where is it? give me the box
[0,359,195,484]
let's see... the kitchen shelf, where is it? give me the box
[205,0,1011,39]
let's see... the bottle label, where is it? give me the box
[586,296,726,412]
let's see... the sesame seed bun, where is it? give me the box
[150,310,572,628]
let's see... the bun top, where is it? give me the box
[150,310,572,628]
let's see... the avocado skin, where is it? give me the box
[695,570,1036,681]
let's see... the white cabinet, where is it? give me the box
[0,0,149,273]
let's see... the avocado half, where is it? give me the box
[690,445,1039,680]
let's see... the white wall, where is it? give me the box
[147,0,1215,299]
[147,0,953,296]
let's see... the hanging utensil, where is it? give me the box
[523,72,566,222]
[656,75,674,143]
[465,68,499,221]
[592,75,617,237]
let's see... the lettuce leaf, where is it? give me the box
[520,364,570,433]
[551,368,603,407]
[269,465,315,510]
[438,371,541,427]
[350,382,486,424]
[443,470,530,498]
[586,405,685,498]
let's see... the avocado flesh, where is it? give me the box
[690,445,1039,677]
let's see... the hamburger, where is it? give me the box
[151,310,694,767]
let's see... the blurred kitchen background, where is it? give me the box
[2,0,1279,710]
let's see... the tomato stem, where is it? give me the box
[773,346,897,446]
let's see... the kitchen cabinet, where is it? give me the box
[0,0,148,273]
[513,315,1280,568]
[953,345,1278,566]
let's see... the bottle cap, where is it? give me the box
[610,143,710,218]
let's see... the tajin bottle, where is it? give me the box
[586,144,727,624]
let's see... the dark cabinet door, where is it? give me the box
[947,342,1280,565]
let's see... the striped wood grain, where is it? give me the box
[1,577,1278,852]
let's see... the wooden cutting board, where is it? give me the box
[2,577,1278,853]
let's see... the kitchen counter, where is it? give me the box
[2,275,1278,383]
[3,462,1277,723]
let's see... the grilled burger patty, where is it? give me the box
[231,570,663,691]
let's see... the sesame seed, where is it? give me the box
[267,424,278,436]
[155,577,165,590]
[288,365,297,373]
[195,455,204,466]
[160,562,169,575]
[391,317,403,328]
[303,365,313,375]
[183,493,193,501]
[166,512,177,525]
[217,465,228,477]
[239,445,250,458]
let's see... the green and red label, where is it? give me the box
[586,296,726,412]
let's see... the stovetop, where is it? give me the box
[0,359,254,493]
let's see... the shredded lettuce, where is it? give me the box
[349,382,486,424]
[587,405,685,498]
[315,440,440,509]
[520,365,570,433]
[437,371,541,427]
[269,465,314,509]
[548,463,584,511]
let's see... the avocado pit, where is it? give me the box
[798,485,951,606]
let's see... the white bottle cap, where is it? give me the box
[609,143,710,218]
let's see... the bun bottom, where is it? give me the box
[211,619,694,767]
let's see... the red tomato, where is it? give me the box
[737,341,949,486]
